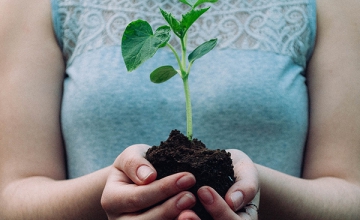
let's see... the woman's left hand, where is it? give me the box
[101,144,197,220]
[178,149,260,220]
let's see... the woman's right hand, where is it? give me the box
[177,149,260,220]
[101,144,197,220]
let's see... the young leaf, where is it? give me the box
[160,7,209,38]
[179,0,218,8]
[179,0,197,7]
[193,0,218,8]
[122,20,171,71]
[150,66,178,83]
[188,38,217,63]
[180,8,209,37]
[160,9,183,38]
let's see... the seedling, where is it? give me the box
[121,0,218,140]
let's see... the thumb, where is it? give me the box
[115,144,157,185]
[225,149,259,212]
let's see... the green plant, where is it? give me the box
[121,0,218,140]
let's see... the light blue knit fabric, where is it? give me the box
[51,0,316,179]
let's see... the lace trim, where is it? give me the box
[56,0,314,67]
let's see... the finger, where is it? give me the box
[120,192,197,220]
[177,210,201,220]
[197,186,239,220]
[115,144,157,185]
[102,171,196,215]
[238,204,258,220]
[225,149,259,212]
[237,191,260,220]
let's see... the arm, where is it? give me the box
[258,0,360,219]
[0,0,109,219]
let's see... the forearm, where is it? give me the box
[1,167,110,220]
[257,164,360,220]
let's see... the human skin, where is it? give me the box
[101,146,259,220]
[1,0,360,219]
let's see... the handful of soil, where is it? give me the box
[145,130,235,220]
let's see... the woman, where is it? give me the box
[0,0,359,219]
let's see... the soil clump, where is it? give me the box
[145,130,235,220]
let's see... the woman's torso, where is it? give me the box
[51,0,316,178]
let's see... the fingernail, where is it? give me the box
[198,188,214,205]
[137,165,154,181]
[176,175,195,189]
[176,193,196,209]
[231,191,244,211]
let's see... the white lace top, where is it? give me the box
[55,0,314,66]
[52,0,316,178]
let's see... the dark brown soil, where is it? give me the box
[145,130,235,220]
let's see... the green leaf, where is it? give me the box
[179,0,218,8]
[193,0,218,8]
[121,20,171,71]
[160,9,183,38]
[180,8,209,36]
[188,38,217,63]
[179,0,197,7]
[150,66,178,83]
[160,7,209,38]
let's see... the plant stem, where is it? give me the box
[167,43,181,70]
[179,34,193,140]
[167,37,193,140]
[182,75,193,140]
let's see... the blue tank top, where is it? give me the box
[51,0,316,178]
